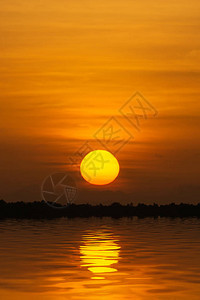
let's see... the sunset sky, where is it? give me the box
[1,0,200,204]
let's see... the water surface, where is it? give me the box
[0,217,200,299]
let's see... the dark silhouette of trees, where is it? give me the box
[0,200,200,219]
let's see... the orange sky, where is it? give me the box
[0,0,200,203]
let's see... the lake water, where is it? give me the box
[0,217,200,300]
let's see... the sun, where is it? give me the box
[80,150,120,185]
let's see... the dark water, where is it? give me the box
[0,217,200,299]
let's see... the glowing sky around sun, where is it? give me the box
[0,0,200,203]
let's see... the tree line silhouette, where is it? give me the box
[0,200,200,219]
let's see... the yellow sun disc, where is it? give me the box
[80,150,120,185]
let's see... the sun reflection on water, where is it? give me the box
[80,230,121,279]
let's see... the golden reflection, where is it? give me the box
[80,230,121,279]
